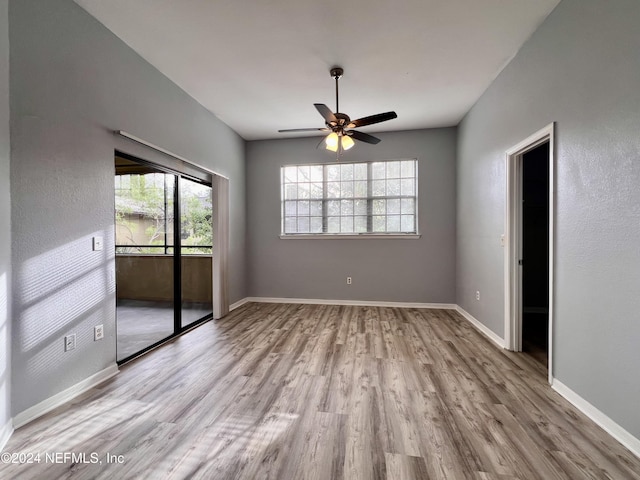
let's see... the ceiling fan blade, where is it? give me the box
[314,103,337,124]
[347,111,397,128]
[278,127,330,133]
[348,130,381,145]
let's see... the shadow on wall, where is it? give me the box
[12,230,115,413]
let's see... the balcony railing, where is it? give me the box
[115,244,212,255]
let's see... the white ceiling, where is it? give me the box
[74,0,560,141]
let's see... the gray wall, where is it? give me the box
[9,0,246,415]
[0,0,11,437]
[247,128,456,303]
[457,0,640,437]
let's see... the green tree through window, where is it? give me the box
[115,173,212,254]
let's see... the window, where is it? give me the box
[115,172,174,254]
[115,171,212,255]
[281,159,417,236]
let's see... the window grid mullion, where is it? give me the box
[366,162,373,233]
[322,165,328,233]
[281,169,285,233]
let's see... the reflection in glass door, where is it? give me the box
[180,177,213,328]
[114,154,213,362]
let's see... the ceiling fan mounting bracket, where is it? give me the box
[330,67,344,79]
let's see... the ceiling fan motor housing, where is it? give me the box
[331,112,351,129]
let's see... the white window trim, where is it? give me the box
[279,233,421,240]
[280,159,419,237]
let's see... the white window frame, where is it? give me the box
[280,159,420,239]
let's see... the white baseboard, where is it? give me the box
[229,297,251,311]
[244,296,457,310]
[0,419,13,452]
[552,379,640,460]
[13,364,119,429]
[455,305,506,349]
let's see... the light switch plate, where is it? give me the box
[65,334,76,352]
[93,236,103,251]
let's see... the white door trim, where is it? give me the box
[504,122,555,385]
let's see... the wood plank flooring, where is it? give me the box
[2,302,639,479]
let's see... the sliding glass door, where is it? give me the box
[179,177,213,328]
[114,154,213,362]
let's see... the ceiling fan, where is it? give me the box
[278,67,397,153]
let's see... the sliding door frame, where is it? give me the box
[115,151,215,364]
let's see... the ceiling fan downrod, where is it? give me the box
[330,67,343,113]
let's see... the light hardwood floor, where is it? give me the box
[2,302,640,479]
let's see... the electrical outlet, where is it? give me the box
[346,276,352,285]
[65,334,76,352]
[94,324,104,341]
[475,291,481,301]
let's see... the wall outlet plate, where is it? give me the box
[94,325,104,341]
[65,334,76,352]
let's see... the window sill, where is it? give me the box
[279,233,421,240]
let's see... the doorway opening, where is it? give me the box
[521,142,549,366]
[114,152,214,363]
[505,123,554,383]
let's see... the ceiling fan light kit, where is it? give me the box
[278,67,397,154]
[340,134,355,151]
[325,132,339,151]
